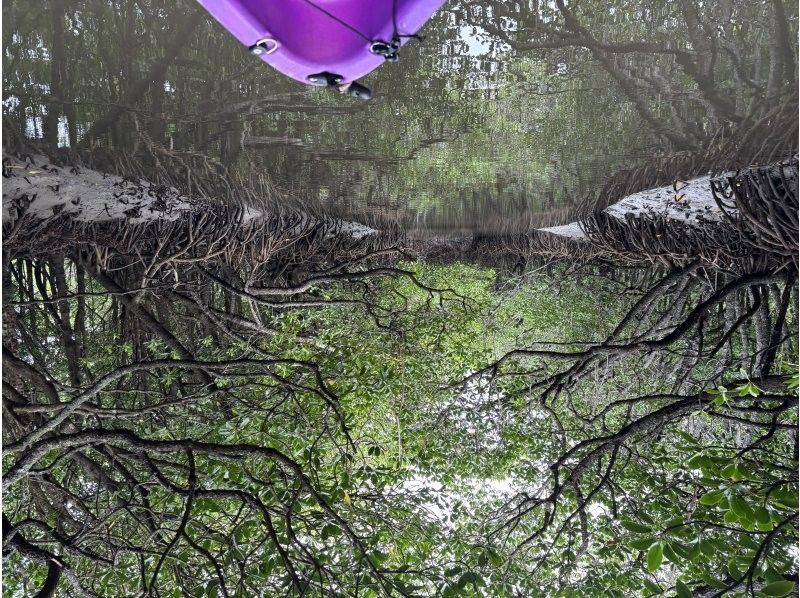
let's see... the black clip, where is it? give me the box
[306,72,344,87]
[369,36,401,62]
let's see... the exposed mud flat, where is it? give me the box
[538,175,726,238]
[3,154,196,223]
[2,154,377,239]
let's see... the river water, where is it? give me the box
[3,0,797,232]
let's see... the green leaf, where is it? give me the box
[486,548,503,567]
[765,568,785,583]
[234,520,259,543]
[729,494,754,521]
[773,487,798,509]
[670,542,692,559]
[721,463,743,481]
[205,579,220,598]
[321,524,342,540]
[195,498,221,514]
[699,490,725,505]
[642,578,661,594]
[369,551,389,565]
[698,573,727,589]
[664,517,685,529]
[786,372,799,389]
[757,519,774,532]
[639,512,655,525]
[621,519,652,534]
[723,510,739,524]
[687,454,712,470]
[736,381,761,397]
[711,537,729,552]
[628,538,657,551]
[456,571,482,590]
[663,542,681,565]
[740,536,760,550]
[762,580,796,596]
[727,557,743,580]
[755,506,772,525]
[675,580,693,598]
[442,585,460,598]
[646,543,663,572]
[688,541,702,561]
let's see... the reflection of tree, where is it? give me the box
[79,8,205,147]
[469,0,796,150]
[10,0,796,230]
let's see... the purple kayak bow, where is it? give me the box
[196,0,446,87]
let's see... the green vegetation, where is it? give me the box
[3,256,797,596]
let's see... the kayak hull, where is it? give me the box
[196,0,446,85]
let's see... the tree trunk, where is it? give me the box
[43,0,66,147]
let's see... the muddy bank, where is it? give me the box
[537,174,726,238]
[2,154,377,239]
